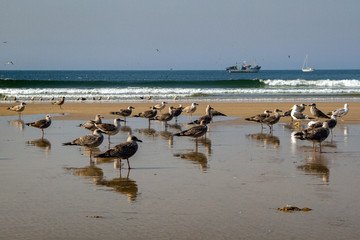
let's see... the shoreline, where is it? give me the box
[1,101,359,124]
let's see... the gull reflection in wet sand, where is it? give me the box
[297,153,330,183]
[159,130,174,148]
[136,128,157,138]
[96,169,138,202]
[9,119,25,130]
[81,147,103,161]
[167,123,182,131]
[26,138,51,152]
[120,125,132,135]
[247,133,280,149]
[174,151,208,171]
[195,137,212,155]
[65,162,104,182]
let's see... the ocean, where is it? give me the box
[1,70,360,102]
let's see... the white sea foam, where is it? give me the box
[261,79,360,87]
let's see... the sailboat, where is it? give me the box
[302,54,315,72]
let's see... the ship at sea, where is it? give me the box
[226,61,261,73]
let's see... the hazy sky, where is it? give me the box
[1,0,359,70]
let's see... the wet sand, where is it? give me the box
[1,102,360,239]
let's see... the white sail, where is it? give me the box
[302,54,315,72]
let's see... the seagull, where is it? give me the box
[52,97,65,109]
[26,115,52,138]
[110,106,135,123]
[154,106,174,127]
[4,61,13,65]
[293,122,330,153]
[173,104,183,123]
[262,109,282,133]
[62,129,105,159]
[94,135,142,169]
[309,103,330,119]
[210,108,227,117]
[291,104,314,124]
[283,104,306,119]
[245,109,272,130]
[154,101,167,113]
[133,106,157,128]
[189,105,213,125]
[183,102,198,120]
[78,114,104,131]
[95,118,123,145]
[7,102,26,116]
[328,103,349,121]
[307,113,338,141]
[174,120,208,151]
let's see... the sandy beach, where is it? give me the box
[1,101,359,124]
[1,101,360,239]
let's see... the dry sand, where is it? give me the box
[1,101,358,124]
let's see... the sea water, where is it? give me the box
[1,70,360,102]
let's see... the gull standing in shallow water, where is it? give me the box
[262,109,282,133]
[293,122,330,153]
[154,106,174,127]
[174,120,208,151]
[189,105,213,125]
[62,129,105,159]
[26,115,52,138]
[133,106,158,128]
[78,114,104,131]
[95,135,142,169]
[173,105,183,123]
[245,110,272,130]
[95,118,123,145]
[110,106,135,123]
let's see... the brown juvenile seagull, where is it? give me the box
[95,135,142,169]
[245,109,272,130]
[173,104,183,123]
[262,109,282,133]
[174,120,208,151]
[293,122,330,153]
[62,129,105,159]
[52,96,65,109]
[133,106,158,128]
[26,114,52,138]
[78,114,104,131]
[7,102,26,116]
[95,118,123,145]
[309,103,330,119]
[190,105,213,125]
[154,106,174,126]
[110,106,135,123]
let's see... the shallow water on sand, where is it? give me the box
[1,114,360,239]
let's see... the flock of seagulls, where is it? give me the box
[5,99,227,170]
[5,98,350,170]
[245,103,349,153]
